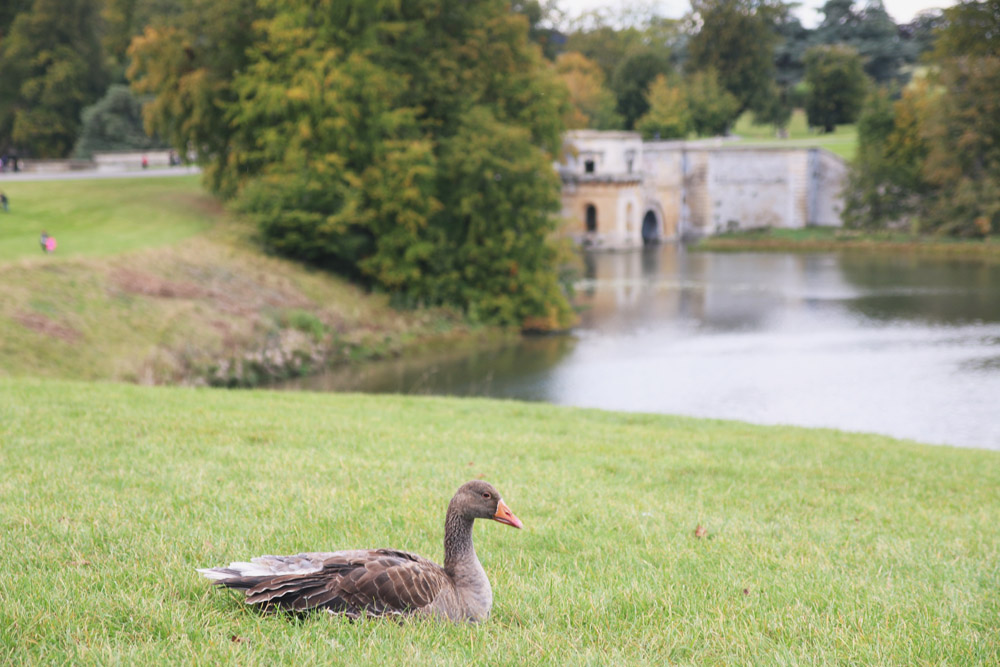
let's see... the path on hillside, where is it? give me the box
[0,166,200,183]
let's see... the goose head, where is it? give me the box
[453,480,522,529]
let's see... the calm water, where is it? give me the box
[281,246,1000,450]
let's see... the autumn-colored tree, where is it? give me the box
[556,52,623,129]
[0,0,109,156]
[843,85,930,229]
[635,74,690,139]
[128,0,262,194]
[922,56,1000,235]
[804,44,869,132]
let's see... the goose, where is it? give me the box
[197,480,522,623]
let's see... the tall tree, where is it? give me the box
[556,52,623,129]
[128,0,264,194]
[685,68,741,136]
[812,0,914,85]
[0,0,109,156]
[803,44,869,132]
[635,74,690,139]
[687,0,777,113]
[133,0,574,330]
[73,84,165,157]
[611,48,673,130]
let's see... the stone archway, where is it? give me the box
[641,210,660,244]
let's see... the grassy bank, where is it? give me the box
[2,379,998,664]
[731,110,858,161]
[0,175,502,385]
[696,226,1000,260]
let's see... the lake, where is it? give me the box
[280,245,1000,450]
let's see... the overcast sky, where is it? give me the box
[555,0,952,27]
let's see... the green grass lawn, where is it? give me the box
[696,226,1000,260]
[2,379,997,664]
[0,175,215,261]
[731,109,858,161]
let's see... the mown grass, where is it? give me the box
[731,109,858,161]
[0,176,215,261]
[1,378,997,664]
[696,225,1000,260]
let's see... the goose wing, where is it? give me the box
[207,549,452,617]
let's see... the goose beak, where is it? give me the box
[493,498,523,529]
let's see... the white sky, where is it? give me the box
[555,0,953,27]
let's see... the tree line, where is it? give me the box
[0,1,995,329]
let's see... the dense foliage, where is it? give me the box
[73,84,165,157]
[846,0,1000,236]
[130,0,574,330]
[803,45,869,132]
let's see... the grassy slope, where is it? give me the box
[0,176,490,384]
[731,110,858,161]
[0,176,214,261]
[1,379,998,664]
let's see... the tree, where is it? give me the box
[611,48,673,130]
[556,52,623,129]
[128,0,265,194]
[686,0,777,113]
[135,0,574,330]
[804,44,869,132]
[812,0,915,86]
[843,86,930,229]
[932,0,1000,59]
[0,0,109,156]
[73,84,165,157]
[635,74,690,139]
[921,56,1000,235]
[686,68,741,136]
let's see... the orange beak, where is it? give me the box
[493,498,523,529]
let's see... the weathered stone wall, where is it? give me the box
[559,131,848,247]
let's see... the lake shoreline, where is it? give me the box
[693,229,1000,260]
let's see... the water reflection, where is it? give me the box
[281,245,1000,450]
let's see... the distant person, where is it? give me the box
[141,155,149,169]
[39,231,56,253]
[0,192,7,212]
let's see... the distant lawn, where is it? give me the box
[0,175,216,261]
[731,109,858,161]
[1,379,998,664]
[696,226,1000,260]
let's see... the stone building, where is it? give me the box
[557,130,847,247]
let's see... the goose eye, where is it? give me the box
[482,492,491,499]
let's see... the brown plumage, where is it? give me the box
[197,481,522,623]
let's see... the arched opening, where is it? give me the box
[585,204,598,232]
[641,210,659,244]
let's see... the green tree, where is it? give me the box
[635,74,690,139]
[812,0,915,85]
[922,56,1000,235]
[0,0,109,156]
[932,0,1000,59]
[611,48,673,129]
[843,86,930,229]
[73,84,165,157]
[128,0,265,194]
[686,68,741,136]
[804,44,869,132]
[135,0,574,330]
[687,0,777,113]
[556,52,623,129]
